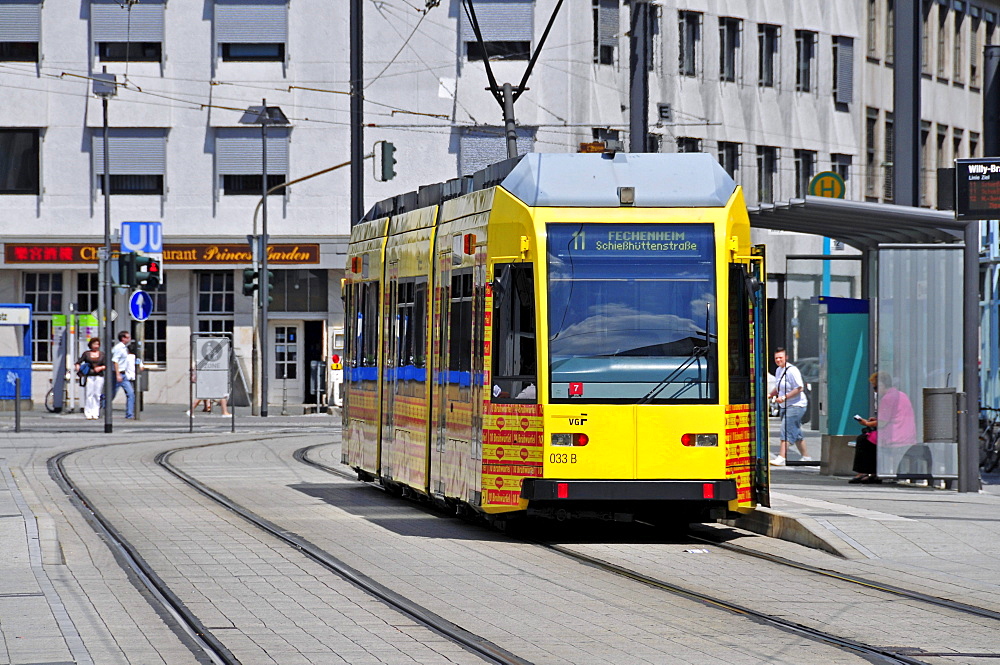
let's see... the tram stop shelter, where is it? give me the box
[749,196,979,492]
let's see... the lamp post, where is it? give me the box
[93,68,117,433]
[240,101,288,417]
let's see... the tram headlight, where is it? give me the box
[551,433,589,446]
[681,433,718,447]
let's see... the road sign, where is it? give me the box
[809,171,846,198]
[121,222,163,254]
[193,335,231,399]
[128,291,154,321]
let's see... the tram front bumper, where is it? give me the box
[521,479,737,502]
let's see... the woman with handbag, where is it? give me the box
[75,337,107,420]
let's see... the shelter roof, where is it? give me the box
[748,196,967,250]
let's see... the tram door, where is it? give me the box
[269,322,303,405]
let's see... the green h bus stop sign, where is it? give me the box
[809,171,846,198]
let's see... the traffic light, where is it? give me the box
[264,270,275,303]
[134,255,160,290]
[118,252,136,286]
[242,268,259,296]
[144,257,161,289]
[380,141,397,181]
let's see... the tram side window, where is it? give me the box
[491,263,537,403]
[448,271,474,397]
[358,282,379,368]
[395,278,427,394]
[728,265,752,404]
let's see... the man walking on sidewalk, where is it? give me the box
[111,330,135,420]
[769,348,811,465]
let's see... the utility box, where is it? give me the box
[815,297,869,476]
[0,304,32,411]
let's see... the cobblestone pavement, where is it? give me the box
[2,406,999,663]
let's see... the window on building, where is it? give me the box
[198,319,234,335]
[886,0,895,63]
[719,17,741,82]
[884,112,894,203]
[922,1,933,74]
[0,129,40,195]
[936,124,949,169]
[866,108,878,199]
[76,272,99,314]
[92,0,164,62]
[271,269,328,312]
[0,1,40,62]
[457,126,535,176]
[92,128,166,195]
[215,0,287,62]
[921,120,932,205]
[795,30,817,92]
[971,16,981,87]
[676,137,702,153]
[793,149,816,198]
[867,0,878,58]
[215,127,288,195]
[592,128,619,143]
[954,10,965,82]
[718,141,740,178]
[832,153,852,185]
[143,273,167,364]
[97,42,162,62]
[24,272,62,363]
[937,4,948,77]
[953,128,964,160]
[593,0,618,65]
[756,145,778,203]
[678,11,702,77]
[971,130,981,158]
[461,0,533,61]
[758,24,779,87]
[198,271,234,315]
[833,36,854,105]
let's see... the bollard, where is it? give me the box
[14,377,21,433]
[281,374,288,416]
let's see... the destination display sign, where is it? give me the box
[547,223,714,260]
[955,158,1000,220]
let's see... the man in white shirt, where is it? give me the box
[111,330,135,419]
[768,348,811,466]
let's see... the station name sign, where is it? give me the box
[4,243,320,265]
[955,158,1000,220]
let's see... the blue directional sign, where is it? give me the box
[121,221,163,254]
[128,290,154,322]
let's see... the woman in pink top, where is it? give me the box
[851,373,916,483]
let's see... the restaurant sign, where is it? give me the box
[5,243,320,265]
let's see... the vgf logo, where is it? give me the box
[567,417,587,426]
[121,222,163,254]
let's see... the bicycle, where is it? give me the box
[44,372,75,414]
[979,406,1000,473]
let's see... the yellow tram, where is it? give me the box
[343,152,769,524]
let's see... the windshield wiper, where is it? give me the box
[636,345,709,405]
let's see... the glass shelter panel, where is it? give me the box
[876,247,963,478]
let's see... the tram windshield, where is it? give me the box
[546,222,717,404]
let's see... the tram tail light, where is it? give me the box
[350,257,362,273]
[551,433,589,446]
[557,483,569,498]
[463,233,477,255]
[681,433,718,447]
[702,483,715,499]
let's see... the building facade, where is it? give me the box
[0,0,994,407]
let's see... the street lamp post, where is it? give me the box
[94,68,117,433]
[241,102,288,417]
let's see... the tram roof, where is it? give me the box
[501,152,736,208]
[749,196,966,251]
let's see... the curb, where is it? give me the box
[723,506,863,559]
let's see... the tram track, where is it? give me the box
[297,442,1000,665]
[52,434,530,665]
[155,442,533,665]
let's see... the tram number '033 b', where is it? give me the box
[549,453,578,464]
